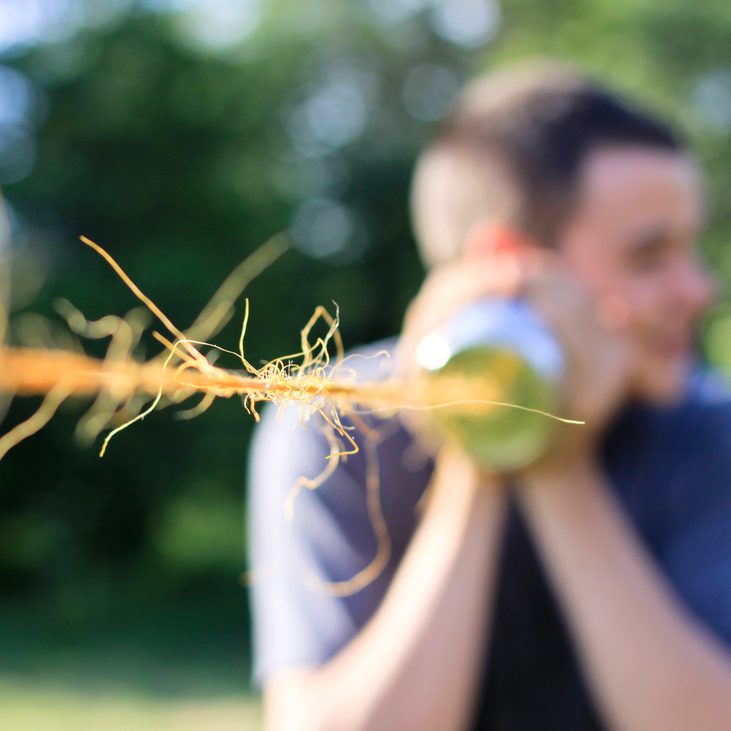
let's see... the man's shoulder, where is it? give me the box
[253,336,398,443]
[333,336,399,383]
[666,367,731,441]
[614,367,731,444]
[684,367,731,409]
[603,367,731,512]
[249,335,427,501]
[649,371,731,647]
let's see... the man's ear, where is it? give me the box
[463,220,534,260]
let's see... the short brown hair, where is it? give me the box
[410,61,682,267]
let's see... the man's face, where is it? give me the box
[558,146,716,403]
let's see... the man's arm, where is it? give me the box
[264,449,507,731]
[517,457,731,731]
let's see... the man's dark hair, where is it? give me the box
[411,61,684,266]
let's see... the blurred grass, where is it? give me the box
[0,592,262,730]
[0,681,262,731]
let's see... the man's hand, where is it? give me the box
[516,257,634,472]
[396,250,523,375]
[397,240,634,471]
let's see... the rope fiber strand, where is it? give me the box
[0,236,583,595]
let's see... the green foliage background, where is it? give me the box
[1,0,730,703]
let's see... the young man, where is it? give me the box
[248,62,731,730]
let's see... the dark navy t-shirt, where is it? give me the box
[247,343,731,729]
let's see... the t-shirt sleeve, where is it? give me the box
[659,401,731,647]
[246,403,398,687]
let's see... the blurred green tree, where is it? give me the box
[0,0,730,630]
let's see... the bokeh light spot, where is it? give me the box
[430,0,501,48]
[402,63,460,121]
[291,198,354,259]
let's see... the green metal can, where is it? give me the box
[415,299,565,472]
